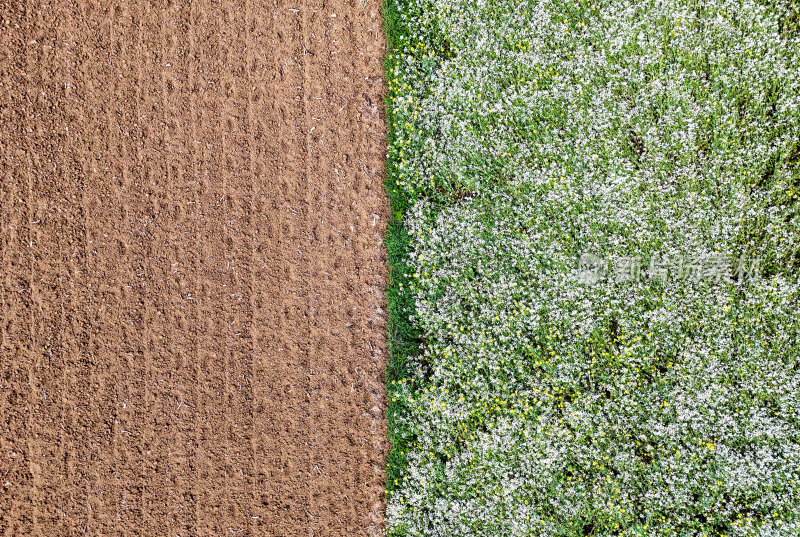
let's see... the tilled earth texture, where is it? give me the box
[0,1,387,535]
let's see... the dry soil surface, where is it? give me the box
[0,1,387,535]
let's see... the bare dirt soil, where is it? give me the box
[0,1,387,535]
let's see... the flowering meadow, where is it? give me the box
[383,0,800,535]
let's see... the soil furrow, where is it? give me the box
[244,0,260,530]
[185,0,203,532]
[0,7,37,533]
[192,3,227,532]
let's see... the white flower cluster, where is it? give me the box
[385,0,800,535]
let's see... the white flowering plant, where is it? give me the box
[383,0,800,535]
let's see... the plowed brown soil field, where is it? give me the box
[0,1,387,535]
